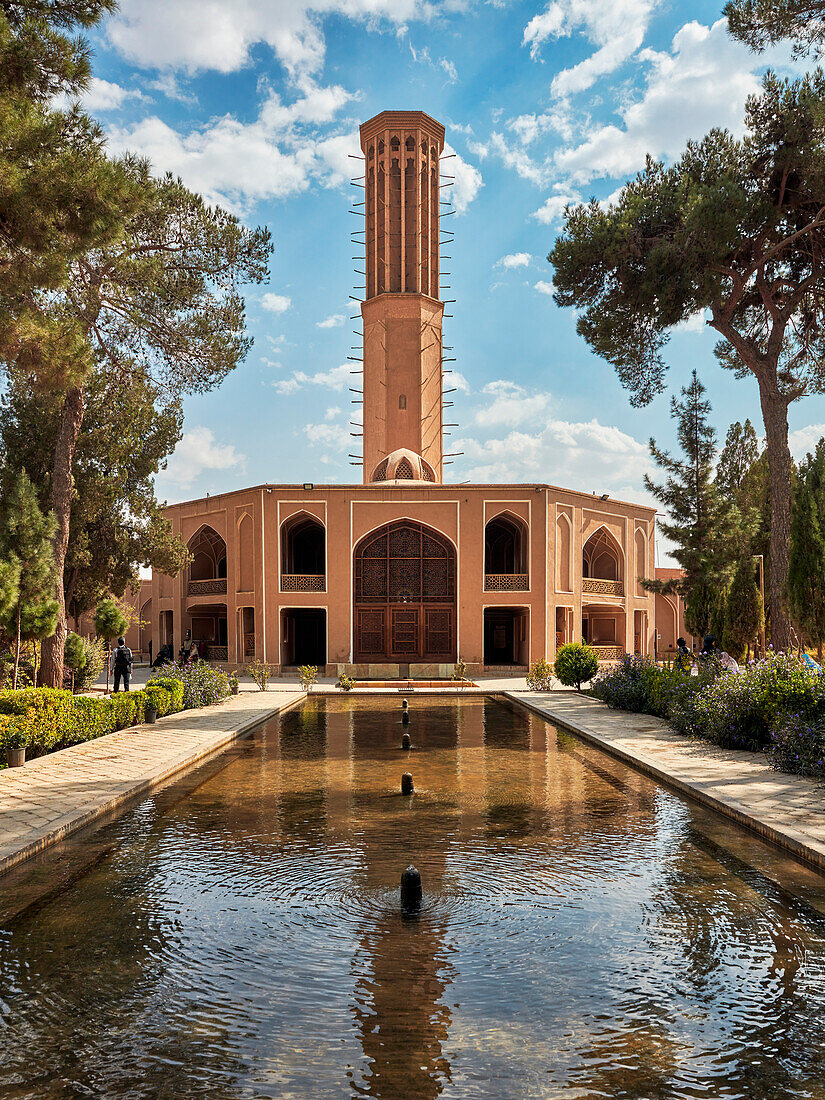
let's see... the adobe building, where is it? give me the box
[138,110,661,677]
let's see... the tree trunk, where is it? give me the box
[758,383,793,651]
[39,385,85,688]
[12,602,21,690]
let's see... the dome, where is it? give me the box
[370,448,437,484]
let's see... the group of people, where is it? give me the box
[675,634,740,674]
[148,634,210,670]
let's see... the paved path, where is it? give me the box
[0,688,303,877]
[508,691,825,871]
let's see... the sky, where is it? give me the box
[78,0,825,562]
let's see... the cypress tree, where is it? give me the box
[723,556,765,660]
[642,370,736,637]
[788,439,825,658]
[0,471,59,688]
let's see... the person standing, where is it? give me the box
[111,636,133,693]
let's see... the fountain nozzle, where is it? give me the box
[401,772,414,795]
[401,865,422,910]
[402,732,411,750]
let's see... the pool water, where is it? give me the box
[2,696,825,1098]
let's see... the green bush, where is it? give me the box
[0,687,73,753]
[526,658,554,692]
[145,676,184,713]
[553,643,600,690]
[688,651,822,751]
[111,692,138,729]
[72,635,106,694]
[592,655,685,718]
[150,663,229,708]
[130,690,149,723]
[144,683,173,717]
[65,696,116,744]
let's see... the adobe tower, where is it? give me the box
[359,111,446,485]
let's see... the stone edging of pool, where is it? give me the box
[0,690,306,879]
[506,690,825,873]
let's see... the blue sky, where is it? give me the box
[79,0,824,541]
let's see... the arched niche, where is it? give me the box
[238,513,255,592]
[635,528,647,597]
[582,526,623,581]
[556,513,572,593]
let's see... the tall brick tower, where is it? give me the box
[358,111,445,485]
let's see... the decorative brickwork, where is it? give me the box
[281,574,326,592]
[484,574,529,591]
[187,579,227,596]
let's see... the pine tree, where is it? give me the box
[642,371,737,637]
[716,420,760,498]
[723,556,765,660]
[0,471,59,688]
[788,439,825,657]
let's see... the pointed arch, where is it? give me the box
[187,525,227,582]
[237,512,255,592]
[635,527,647,598]
[484,511,528,575]
[281,511,326,577]
[582,525,623,581]
[556,512,572,593]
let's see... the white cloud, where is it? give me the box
[261,293,292,313]
[554,19,795,185]
[524,0,660,97]
[454,417,654,497]
[473,380,552,428]
[534,190,580,225]
[83,77,144,111]
[443,143,483,214]
[272,362,352,394]
[496,252,532,269]
[672,310,709,334]
[317,313,345,328]
[535,280,555,295]
[107,0,439,79]
[160,427,245,487]
[790,425,825,460]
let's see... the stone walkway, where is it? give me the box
[508,690,825,871]
[0,688,303,877]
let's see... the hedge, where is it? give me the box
[0,678,187,759]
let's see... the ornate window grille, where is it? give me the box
[281,574,326,592]
[484,574,529,591]
[187,579,227,596]
[582,578,624,597]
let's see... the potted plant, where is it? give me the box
[337,671,356,692]
[144,700,158,724]
[4,725,27,768]
[228,672,240,696]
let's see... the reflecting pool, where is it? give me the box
[2,696,825,1098]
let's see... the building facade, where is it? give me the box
[141,110,659,676]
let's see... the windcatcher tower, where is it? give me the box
[358,111,446,485]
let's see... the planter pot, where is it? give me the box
[6,747,25,768]
[144,706,158,724]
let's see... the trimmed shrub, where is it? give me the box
[553,643,600,690]
[769,712,825,778]
[65,696,116,744]
[130,690,149,723]
[0,688,73,753]
[526,659,555,692]
[111,692,138,729]
[145,676,185,713]
[144,683,175,717]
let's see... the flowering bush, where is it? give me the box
[591,655,681,717]
[689,651,822,751]
[152,663,229,709]
[769,712,825,777]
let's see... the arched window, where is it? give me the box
[485,514,527,575]
[238,513,254,592]
[635,528,647,597]
[582,527,622,581]
[281,514,325,576]
[188,526,227,582]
